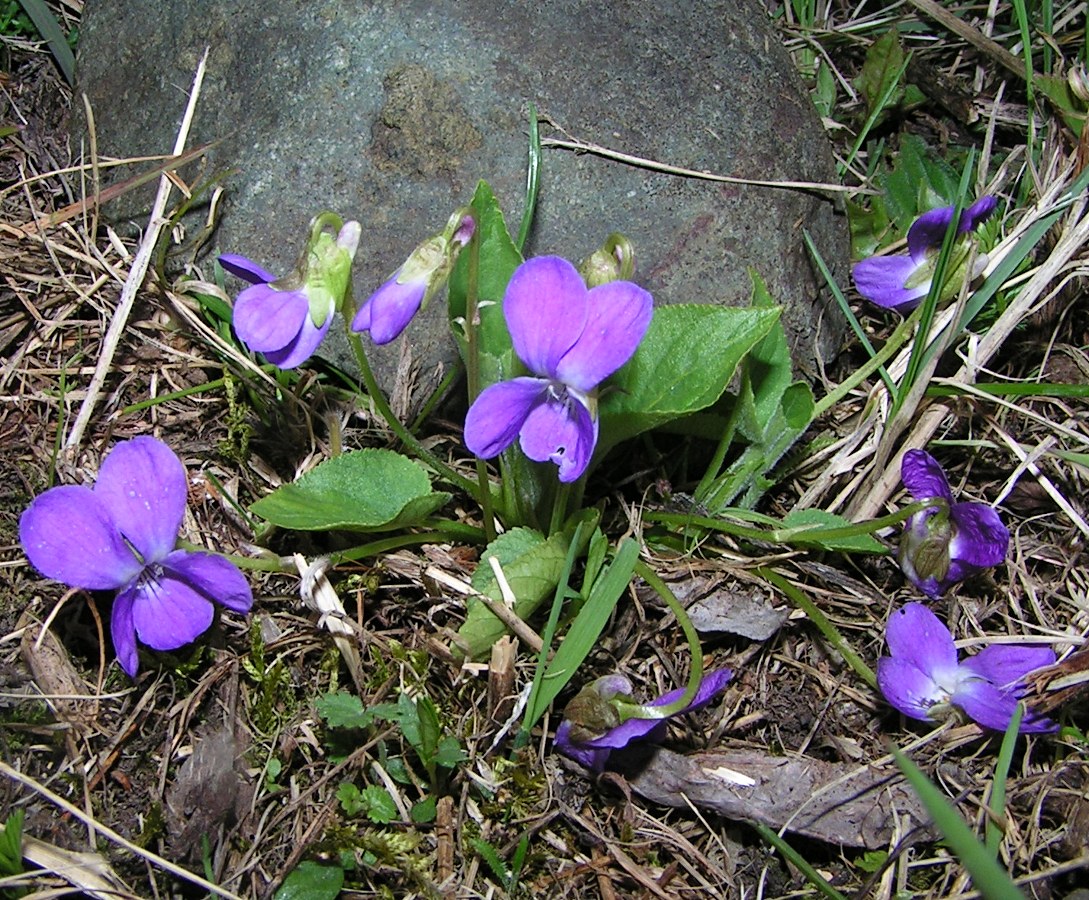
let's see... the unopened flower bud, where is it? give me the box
[353,208,475,344]
[579,233,635,287]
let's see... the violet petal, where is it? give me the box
[129,571,215,651]
[464,378,546,460]
[952,677,1056,733]
[948,502,1009,568]
[961,196,997,233]
[110,588,140,677]
[554,720,611,771]
[907,206,958,260]
[93,437,187,565]
[852,255,929,310]
[20,485,141,590]
[647,668,734,713]
[353,273,427,345]
[960,644,1056,688]
[504,257,588,378]
[581,715,668,751]
[901,450,954,504]
[219,253,277,285]
[885,603,959,681]
[262,312,332,369]
[233,284,309,353]
[877,656,943,721]
[554,280,653,392]
[518,391,597,483]
[162,549,254,613]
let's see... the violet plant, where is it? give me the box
[464,255,653,484]
[19,437,253,676]
[877,603,1055,734]
[898,449,1009,598]
[852,196,996,312]
[555,669,733,772]
[220,212,360,369]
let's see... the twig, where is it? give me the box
[64,48,209,453]
[540,136,870,197]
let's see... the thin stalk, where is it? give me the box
[345,324,479,500]
[811,305,922,419]
[758,567,876,690]
[632,560,704,717]
[461,223,498,539]
[693,372,746,502]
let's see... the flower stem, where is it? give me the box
[460,221,498,540]
[811,305,923,420]
[631,560,703,718]
[344,323,479,500]
[757,566,877,690]
[548,482,571,537]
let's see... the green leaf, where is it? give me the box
[251,449,449,531]
[433,735,467,769]
[813,59,837,119]
[0,809,25,877]
[458,528,560,658]
[470,837,513,889]
[855,850,888,874]
[449,180,522,384]
[856,29,908,118]
[16,0,75,85]
[457,512,595,659]
[315,691,372,730]
[414,695,442,763]
[893,750,1025,900]
[361,785,399,824]
[598,304,780,455]
[274,861,344,900]
[698,278,814,512]
[1036,73,1088,133]
[877,134,960,233]
[392,693,423,755]
[410,796,438,823]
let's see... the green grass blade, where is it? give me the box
[891,151,976,420]
[16,0,75,85]
[985,704,1023,856]
[893,748,1025,900]
[753,823,848,900]
[515,102,540,253]
[803,229,897,398]
[521,535,638,731]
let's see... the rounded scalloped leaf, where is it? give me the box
[251,449,449,531]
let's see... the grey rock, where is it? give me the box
[75,0,848,403]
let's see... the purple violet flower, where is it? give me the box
[353,209,475,345]
[220,213,360,369]
[19,437,253,677]
[899,449,1009,598]
[555,669,733,772]
[853,197,997,312]
[877,603,1056,733]
[464,255,653,483]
